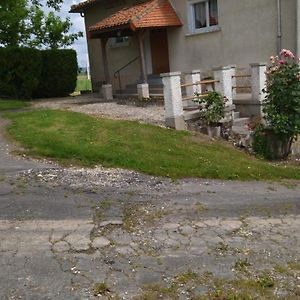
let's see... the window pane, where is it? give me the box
[193,2,207,29]
[209,0,218,26]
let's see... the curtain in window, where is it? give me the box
[194,2,206,28]
[209,0,218,26]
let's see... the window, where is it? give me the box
[189,0,219,33]
[109,36,130,48]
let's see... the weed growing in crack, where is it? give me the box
[93,282,110,296]
[234,258,252,273]
[257,272,275,288]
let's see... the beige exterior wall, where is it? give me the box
[81,0,298,91]
[168,0,297,73]
[84,0,146,91]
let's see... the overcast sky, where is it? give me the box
[52,0,88,67]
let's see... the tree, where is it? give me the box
[0,0,30,47]
[0,0,82,49]
[29,7,83,49]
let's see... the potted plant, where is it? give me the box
[253,49,300,159]
[195,91,226,137]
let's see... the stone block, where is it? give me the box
[102,84,113,101]
[137,83,149,99]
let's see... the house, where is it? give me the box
[70,0,300,96]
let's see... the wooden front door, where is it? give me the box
[150,29,170,75]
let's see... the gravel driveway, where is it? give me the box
[32,95,165,126]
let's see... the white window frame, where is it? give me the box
[188,0,220,35]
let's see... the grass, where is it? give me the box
[76,74,92,92]
[0,99,29,111]
[4,109,300,180]
[93,282,110,296]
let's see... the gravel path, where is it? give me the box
[32,95,165,126]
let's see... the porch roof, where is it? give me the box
[88,0,182,38]
[70,0,98,13]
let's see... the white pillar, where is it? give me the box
[137,83,149,99]
[250,63,267,103]
[102,84,113,101]
[161,72,186,130]
[213,66,233,105]
[185,70,202,97]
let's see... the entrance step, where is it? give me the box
[232,126,250,137]
[114,93,164,99]
[233,111,240,119]
[233,117,250,127]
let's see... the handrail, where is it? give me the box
[114,56,140,92]
[181,79,219,88]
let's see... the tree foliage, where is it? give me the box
[0,0,30,47]
[0,0,82,49]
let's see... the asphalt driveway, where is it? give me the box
[0,116,300,299]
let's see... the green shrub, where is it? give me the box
[34,49,78,98]
[194,91,226,125]
[253,124,294,160]
[260,49,300,159]
[0,47,42,99]
[0,47,77,99]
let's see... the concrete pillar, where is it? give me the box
[250,63,267,103]
[161,72,186,130]
[102,84,113,101]
[213,66,233,105]
[101,38,110,84]
[185,70,202,97]
[137,31,148,83]
[137,83,149,99]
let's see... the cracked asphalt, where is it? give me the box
[0,116,300,299]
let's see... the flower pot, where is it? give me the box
[207,125,221,138]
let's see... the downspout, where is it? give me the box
[297,0,300,57]
[277,0,282,54]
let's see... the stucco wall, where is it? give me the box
[83,0,144,92]
[168,0,297,72]
[81,0,297,91]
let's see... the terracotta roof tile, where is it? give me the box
[70,0,98,13]
[88,0,182,34]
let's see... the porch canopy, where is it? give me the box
[86,0,182,83]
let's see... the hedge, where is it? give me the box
[34,49,78,98]
[0,47,78,99]
[0,47,42,99]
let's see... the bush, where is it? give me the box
[253,125,294,160]
[34,49,77,98]
[260,49,300,159]
[194,91,226,125]
[0,47,42,99]
[0,47,77,99]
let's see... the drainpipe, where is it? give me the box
[297,0,300,57]
[277,0,282,54]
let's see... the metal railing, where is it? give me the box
[114,56,140,92]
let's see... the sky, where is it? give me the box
[51,0,88,67]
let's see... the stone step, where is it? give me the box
[233,117,250,127]
[233,111,240,119]
[232,125,250,137]
[114,93,164,99]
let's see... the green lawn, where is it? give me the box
[4,109,300,180]
[0,99,29,111]
[76,74,92,92]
